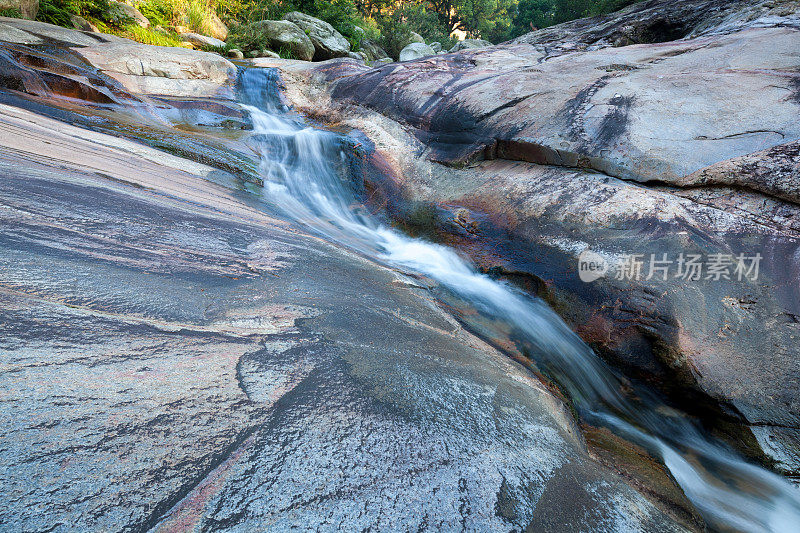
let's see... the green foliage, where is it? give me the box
[400,3,454,48]
[186,0,217,34]
[276,45,296,58]
[136,0,219,34]
[217,0,289,23]
[225,21,271,52]
[37,0,129,28]
[310,0,368,48]
[34,0,191,49]
[511,0,553,33]
[137,0,173,27]
[375,9,411,59]
[456,0,515,41]
[587,0,638,16]
[27,0,643,57]
[119,24,184,45]
[36,0,77,26]
[509,0,641,38]
[0,7,23,17]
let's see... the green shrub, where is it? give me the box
[137,0,173,27]
[36,0,75,26]
[276,45,295,59]
[401,3,455,49]
[186,0,216,34]
[0,7,23,17]
[225,21,270,52]
[376,10,411,60]
[509,0,642,37]
[133,0,220,34]
[37,0,129,28]
[119,23,184,45]
[218,0,293,24]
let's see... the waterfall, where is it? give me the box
[239,67,800,532]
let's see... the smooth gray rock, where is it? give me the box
[0,19,41,43]
[399,42,434,61]
[347,50,366,61]
[0,16,112,46]
[449,38,491,52]
[110,0,149,28]
[245,19,314,61]
[430,41,442,52]
[283,11,350,60]
[227,48,244,59]
[360,38,389,60]
[0,101,692,533]
[207,11,228,40]
[76,41,237,97]
[70,14,97,32]
[180,32,225,49]
[512,0,800,56]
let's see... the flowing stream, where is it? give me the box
[237,67,800,532]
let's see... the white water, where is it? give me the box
[241,69,800,532]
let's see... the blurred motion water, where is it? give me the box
[239,67,800,532]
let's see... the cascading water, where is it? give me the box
[239,67,800,532]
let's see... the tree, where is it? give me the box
[454,0,515,39]
[512,0,553,34]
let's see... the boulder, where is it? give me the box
[207,12,227,41]
[282,11,350,60]
[70,15,98,32]
[409,31,424,44]
[75,41,237,97]
[180,32,225,49]
[259,49,279,58]
[399,42,434,61]
[227,48,243,59]
[244,20,314,61]
[512,0,800,57]
[110,1,149,29]
[0,0,36,19]
[448,38,491,52]
[429,41,442,52]
[0,17,120,46]
[347,50,366,62]
[360,38,389,60]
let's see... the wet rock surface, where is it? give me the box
[0,96,692,531]
[253,2,800,474]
